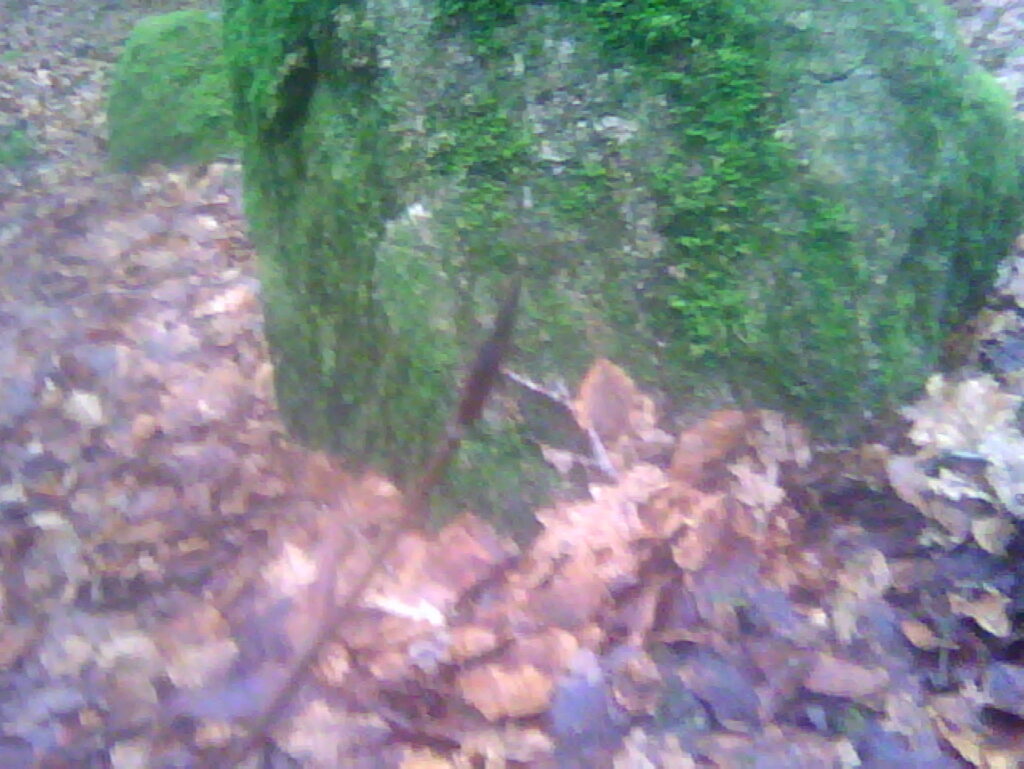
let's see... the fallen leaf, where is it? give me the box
[985,663,1024,718]
[574,358,639,444]
[458,663,554,720]
[803,653,889,702]
[900,619,955,652]
[971,516,1016,556]
[670,410,750,484]
[400,749,453,769]
[63,388,104,427]
[948,590,1012,638]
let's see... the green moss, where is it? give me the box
[0,125,34,168]
[227,0,1023,535]
[438,423,557,541]
[107,10,238,170]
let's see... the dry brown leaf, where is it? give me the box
[278,701,388,766]
[670,409,751,484]
[902,375,1024,519]
[610,650,662,716]
[574,358,640,444]
[458,663,555,720]
[525,554,610,630]
[803,653,889,702]
[899,619,955,651]
[929,694,987,768]
[534,463,666,582]
[748,409,812,469]
[903,375,1019,451]
[836,548,892,601]
[929,468,992,504]
[886,455,975,542]
[670,491,728,571]
[886,454,932,513]
[949,590,1012,638]
[615,728,697,769]
[980,430,1024,519]
[512,628,581,674]
[971,516,1016,556]
[728,456,785,515]
[459,726,554,765]
[449,625,501,662]
[314,641,352,687]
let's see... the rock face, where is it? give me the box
[108,10,237,171]
[224,0,1023,531]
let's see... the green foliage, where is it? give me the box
[107,10,238,170]
[0,124,34,168]
[222,0,338,138]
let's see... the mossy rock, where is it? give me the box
[224,0,1023,534]
[108,10,238,171]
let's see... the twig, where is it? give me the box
[219,276,522,767]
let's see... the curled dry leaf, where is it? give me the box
[886,456,977,543]
[670,409,751,485]
[928,693,988,769]
[574,358,639,444]
[574,358,660,472]
[458,662,555,720]
[971,516,1016,556]
[948,590,1012,638]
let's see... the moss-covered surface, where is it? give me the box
[0,123,34,168]
[107,10,238,171]
[225,0,1023,533]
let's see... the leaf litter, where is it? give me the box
[3,1,1024,768]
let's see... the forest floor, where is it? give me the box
[2,2,1024,769]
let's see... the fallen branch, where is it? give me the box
[219,276,522,767]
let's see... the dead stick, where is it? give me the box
[221,277,521,766]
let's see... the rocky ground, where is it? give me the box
[1,2,1024,768]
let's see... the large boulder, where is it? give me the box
[108,10,237,171]
[224,0,1023,532]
